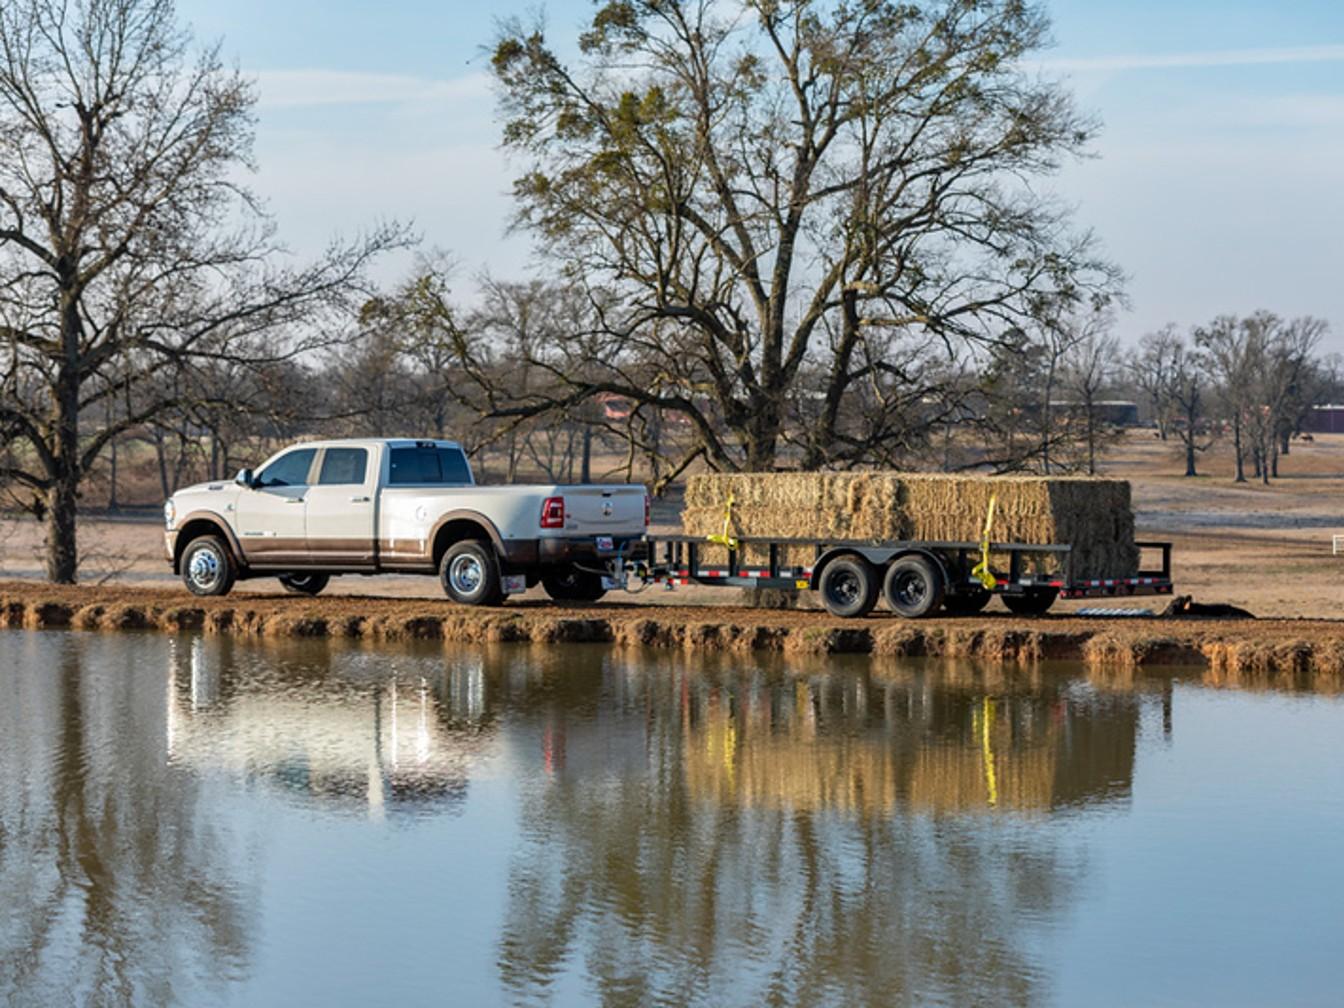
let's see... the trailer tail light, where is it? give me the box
[644,494,651,527]
[541,496,565,528]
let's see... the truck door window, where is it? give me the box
[318,448,368,485]
[256,449,316,488]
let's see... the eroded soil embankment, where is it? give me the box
[2,582,1342,689]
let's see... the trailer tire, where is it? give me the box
[818,556,879,618]
[1002,588,1058,616]
[542,569,607,603]
[440,540,504,606]
[180,535,236,597]
[943,586,991,615]
[278,573,330,596]
[882,555,945,619]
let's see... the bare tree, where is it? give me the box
[0,0,407,581]
[1196,315,1256,482]
[1127,326,1181,440]
[1061,316,1120,475]
[486,0,1121,472]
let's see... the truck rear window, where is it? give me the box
[388,446,472,485]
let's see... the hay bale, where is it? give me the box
[682,472,1137,580]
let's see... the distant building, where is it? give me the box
[1048,400,1140,427]
[1303,405,1344,434]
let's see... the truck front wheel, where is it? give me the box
[542,569,607,603]
[181,535,237,597]
[440,540,504,606]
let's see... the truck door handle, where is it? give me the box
[286,497,304,504]
[350,495,370,503]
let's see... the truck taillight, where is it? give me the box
[644,494,651,527]
[541,496,565,528]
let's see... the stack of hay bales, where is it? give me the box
[681,472,1137,580]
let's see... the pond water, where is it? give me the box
[0,630,1340,1007]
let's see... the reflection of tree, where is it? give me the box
[498,656,1142,1007]
[0,634,254,1006]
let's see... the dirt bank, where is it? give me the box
[2,581,1342,690]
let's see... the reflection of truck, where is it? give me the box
[164,438,648,602]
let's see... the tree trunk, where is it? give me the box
[1183,436,1197,477]
[1232,416,1245,483]
[580,426,592,484]
[107,438,120,512]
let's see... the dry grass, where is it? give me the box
[683,472,1137,579]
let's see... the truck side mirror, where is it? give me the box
[235,468,255,488]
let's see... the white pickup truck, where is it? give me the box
[164,438,649,604]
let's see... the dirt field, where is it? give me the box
[1,430,1341,618]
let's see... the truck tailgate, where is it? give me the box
[560,486,645,535]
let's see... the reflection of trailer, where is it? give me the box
[637,535,1173,619]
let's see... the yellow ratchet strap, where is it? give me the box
[705,491,739,552]
[971,493,998,590]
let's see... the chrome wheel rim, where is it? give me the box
[448,554,484,595]
[188,548,221,591]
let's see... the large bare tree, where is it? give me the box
[0,0,405,581]
[485,0,1121,472]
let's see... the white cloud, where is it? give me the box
[253,69,492,109]
[1040,43,1344,75]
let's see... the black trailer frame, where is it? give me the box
[636,534,1173,616]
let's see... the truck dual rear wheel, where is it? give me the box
[279,573,330,596]
[440,540,504,606]
[542,570,607,603]
[1002,588,1058,616]
[818,556,880,618]
[883,555,945,619]
[181,535,236,597]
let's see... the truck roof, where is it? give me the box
[291,438,464,451]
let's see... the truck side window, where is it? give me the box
[437,448,472,484]
[256,448,316,488]
[319,448,368,485]
[388,446,472,485]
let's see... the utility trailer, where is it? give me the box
[631,535,1174,619]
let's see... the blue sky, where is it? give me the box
[177,0,1344,352]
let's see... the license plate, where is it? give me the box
[501,574,527,595]
[596,536,614,552]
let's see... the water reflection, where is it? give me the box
[496,654,1142,1007]
[165,636,495,818]
[0,633,254,1007]
[0,632,1172,1007]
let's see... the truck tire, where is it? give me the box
[1002,588,1058,616]
[882,555,945,618]
[542,570,607,603]
[440,540,504,606]
[943,586,991,615]
[181,535,237,597]
[279,573,330,596]
[818,556,879,618]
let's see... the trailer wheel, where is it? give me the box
[943,587,991,615]
[1002,588,1058,616]
[278,573,330,596]
[440,540,504,606]
[818,556,879,618]
[882,555,945,619]
[542,569,607,603]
